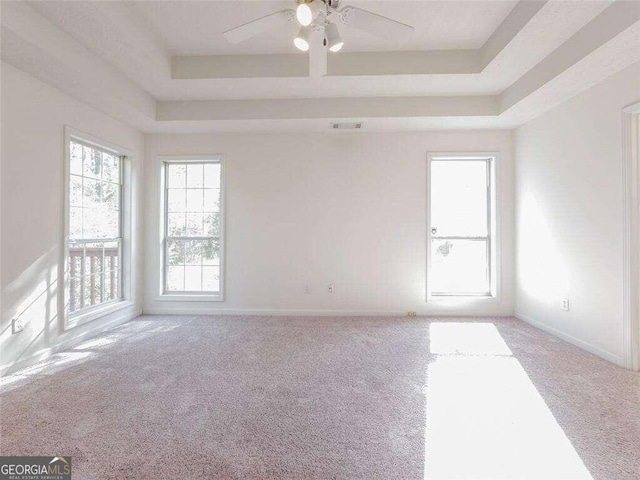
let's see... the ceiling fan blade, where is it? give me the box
[223,9,295,44]
[338,6,414,43]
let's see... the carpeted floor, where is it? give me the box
[0,316,638,479]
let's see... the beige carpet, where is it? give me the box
[0,316,638,479]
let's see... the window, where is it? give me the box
[428,154,496,297]
[67,138,124,315]
[163,159,223,297]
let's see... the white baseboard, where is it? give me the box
[0,308,141,377]
[515,311,624,367]
[142,305,516,317]
[142,307,407,317]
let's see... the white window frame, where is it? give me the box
[63,127,134,328]
[426,152,499,300]
[159,155,225,302]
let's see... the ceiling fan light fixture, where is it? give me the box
[294,26,311,51]
[296,0,319,26]
[326,22,343,52]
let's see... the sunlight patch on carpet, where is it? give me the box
[424,322,592,479]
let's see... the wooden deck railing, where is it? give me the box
[69,246,118,312]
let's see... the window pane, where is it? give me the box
[167,239,185,266]
[84,242,104,276]
[203,212,221,236]
[68,240,120,310]
[202,266,220,292]
[204,189,220,212]
[167,213,186,236]
[431,160,488,237]
[104,242,119,302]
[70,142,83,175]
[187,164,204,188]
[83,145,101,179]
[104,269,113,302]
[102,154,120,183]
[167,266,184,291]
[70,207,83,239]
[69,244,83,312]
[186,189,204,212]
[83,273,93,308]
[83,177,102,210]
[84,209,118,239]
[202,238,220,266]
[103,210,119,238]
[83,243,103,306]
[103,182,119,211]
[185,266,202,291]
[70,176,83,207]
[186,212,204,236]
[113,271,119,299]
[204,164,221,188]
[167,189,186,212]
[69,275,82,312]
[103,241,119,264]
[112,248,119,273]
[185,240,202,265]
[168,164,186,188]
[431,239,488,294]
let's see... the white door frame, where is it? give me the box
[623,101,640,371]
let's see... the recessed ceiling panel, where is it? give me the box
[133,0,518,55]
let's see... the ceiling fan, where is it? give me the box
[222,0,414,77]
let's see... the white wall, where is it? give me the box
[144,130,514,316]
[514,62,640,366]
[0,63,145,375]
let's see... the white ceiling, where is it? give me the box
[2,0,638,133]
[133,0,519,55]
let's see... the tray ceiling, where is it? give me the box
[2,0,638,132]
[132,0,519,55]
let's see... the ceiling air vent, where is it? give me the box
[331,122,363,130]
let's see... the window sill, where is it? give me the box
[65,300,135,330]
[427,294,499,303]
[156,294,224,303]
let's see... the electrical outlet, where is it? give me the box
[407,311,417,317]
[12,318,24,334]
[561,299,570,311]
[327,284,334,294]
[304,284,311,294]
